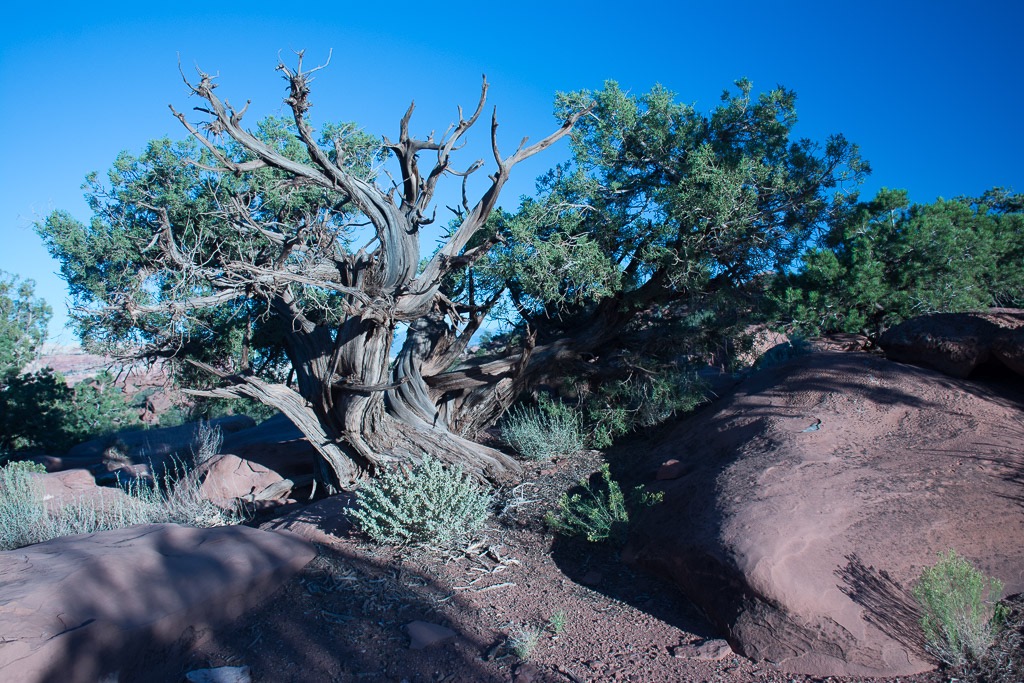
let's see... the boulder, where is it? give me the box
[734,325,791,368]
[65,415,256,467]
[193,453,289,507]
[0,523,315,683]
[259,494,354,544]
[28,469,139,515]
[220,413,316,482]
[878,308,1024,379]
[627,351,1024,677]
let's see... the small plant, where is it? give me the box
[547,610,567,635]
[190,420,223,466]
[913,549,1005,667]
[349,455,493,550]
[507,624,542,660]
[545,463,662,545]
[501,396,584,461]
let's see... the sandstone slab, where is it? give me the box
[259,494,354,544]
[0,523,315,683]
[628,351,1024,677]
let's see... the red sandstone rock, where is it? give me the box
[0,523,314,683]
[878,308,1024,379]
[30,469,135,512]
[406,620,457,649]
[194,453,288,506]
[628,351,1024,677]
[259,494,355,544]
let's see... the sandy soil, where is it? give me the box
[127,448,955,683]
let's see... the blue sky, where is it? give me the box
[2,0,1021,342]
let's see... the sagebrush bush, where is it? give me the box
[913,549,1005,667]
[0,460,50,550]
[190,420,223,466]
[0,455,239,551]
[501,396,584,461]
[546,464,662,544]
[349,455,492,549]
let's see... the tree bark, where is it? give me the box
[167,57,588,490]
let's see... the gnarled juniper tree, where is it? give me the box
[39,53,588,489]
[38,56,865,490]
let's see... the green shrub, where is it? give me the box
[501,396,584,461]
[546,464,662,544]
[773,188,1024,338]
[0,460,50,549]
[584,370,706,449]
[913,549,1005,667]
[0,369,138,454]
[349,456,493,550]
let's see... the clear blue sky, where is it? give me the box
[2,0,1021,342]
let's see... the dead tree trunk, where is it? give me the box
[170,53,589,490]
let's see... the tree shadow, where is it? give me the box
[16,525,507,683]
[546,521,716,643]
[834,553,929,659]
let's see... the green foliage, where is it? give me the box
[583,368,706,448]
[0,456,240,551]
[0,369,137,454]
[546,464,662,544]
[0,460,51,549]
[464,80,866,435]
[0,271,138,454]
[35,119,379,365]
[349,456,493,549]
[547,610,567,634]
[61,372,138,442]
[0,368,73,452]
[775,187,1024,337]
[0,271,50,375]
[913,550,1005,667]
[500,396,584,461]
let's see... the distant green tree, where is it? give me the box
[774,187,1024,337]
[0,272,135,454]
[0,271,50,375]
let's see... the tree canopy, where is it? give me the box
[36,57,869,487]
[775,187,1024,337]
